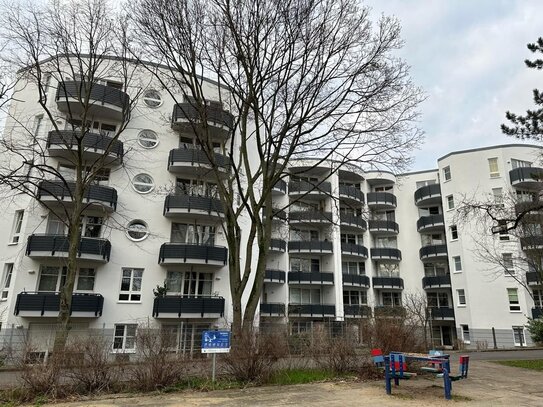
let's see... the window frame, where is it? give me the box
[452,256,462,272]
[142,89,163,108]
[450,225,458,241]
[126,220,149,242]
[507,288,521,312]
[112,324,138,353]
[1,263,14,300]
[137,129,159,149]
[132,173,155,194]
[488,157,500,178]
[512,326,526,347]
[461,324,470,344]
[442,166,451,181]
[118,268,143,302]
[502,253,514,275]
[446,195,454,210]
[456,289,466,306]
[9,210,24,244]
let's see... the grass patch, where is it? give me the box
[268,369,348,386]
[494,359,543,371]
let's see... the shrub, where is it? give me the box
[311,335,360,374]
[527,317,543,345]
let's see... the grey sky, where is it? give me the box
[365,0,542,171]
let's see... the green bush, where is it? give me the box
[526,318,543,344]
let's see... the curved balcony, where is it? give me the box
[288,180,331,199]
[262,208,287,223]
[270,238,287,253]
[370,248,402,261]
[272,179,287,195]
[365,171,396,185]
[526,272,542,286]
[341,242,368,259]
[167,148,230,174]
[429,307,455,320]
[417,214,445,233]
[521,236,543,251]
[260,303,285,317]
[14,292,103,318]
[152,296,225,318]
[288,240,333,254]
[368,220,399,235]
[339,213,367,232]
[375,306,406,318]
[366,192,397,209]
[171,103,234,139]
[338,185,364,206]
[342,274,370,287]
[163,194,223,219]
[37,180,117,212]
[289,211,332,225]
[158,243,227,266]
[372,277,404,289]
[414,184,441,207]
[288,304,335,317]
[47,130,123,165]
[26,235,111,262]
[510,167,543,189]
[419,244,448,261]
[288,271,334,285]
[264,269,286,283]
[56,81,129,121]
[422,274,451,289]
[344,305,372,318]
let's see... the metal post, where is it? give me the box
[212,353,216,383]
[492,327,498,349]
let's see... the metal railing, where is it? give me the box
[370,247,402,260]
[368,220,399,233]
[14,292,104,316]
[341,242,368,257]
[288,304,336,317]
[272,179,287,193]
[264,269,286,283]
[163,194,223,215]
[158,243,228,264]
[374,306,406,317]
[422,275,451,288]
[172,103,234,129]
[168,148,230,170]
[372,277,404,289]
[339,213,367,230]
[338,185,364,203]
[367,192,397,207]
[342,274,370,287]
[414,184,441,204]
[260,303,285,316]
[526,272,542,286]
[37,180,118,210]
[56,81,129,109]
[509,167,543,185]
[270,238,287,251]
[288,180,331,195]
[288,240,333,252]
[153,296,225,317]
[344,305,372,317]
[417,214,444,231]
[289,211,333,223]
[429,307,455,319]
[419,244,448,259]
[288,271,334,284]
[47,130,124,160]
[26,234,111,261]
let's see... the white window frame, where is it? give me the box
[512,326,526,347]
[450,225,458,241]
[446,195,454,210]
[1,263,14,300]
[507,288,521,312]
[125,220,149,242]
[76,268,96,292]
[457,289,466,306]
[112,324,137,353]
[9,210,24,244]
[488,157,500,178]
[502,253,514,275]
[492,188,504,206]
[132,173,155,194]
[118,268,143,302]
[453,256,462,272]
[442,166,451,181]
[461,324,470,344]
[142,89,163,108]
[37,266,67,292]
[137,130,159,149]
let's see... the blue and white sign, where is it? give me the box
[201,330,231,353]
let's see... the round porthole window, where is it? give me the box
[142,89,162,108]
[126,220,149,241]
[132,173,155,194]
[137,130,159,149]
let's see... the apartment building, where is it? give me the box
[0,57,542,355]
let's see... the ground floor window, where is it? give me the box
[432,326,454,347]
[290,321,312,335]
[460,324,470,344]
[161,323,209,356]
[512,326,526,347]
[381,291,401,307]
[113,324,137,352]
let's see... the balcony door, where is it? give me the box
[170,223,216,246]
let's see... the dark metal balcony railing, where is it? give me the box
[429,307,455,319]
[270,238,287,251]
[419,244,448,259]
[288,240,333,252]
[288,304,335,317]
[338,185,365,203]
[26,235,111,261]
[47,130,124,160]
[509,167,543,185]
[422,274,451,289]
[14,292,103,316]
[374,306,406,317]
[341,242,368,257]
[414,184,441,204]
[260,303,285,316]
[168,148,230,170]
[163,194,223,215]
[289,211,333,223]
[288,180,331,195]
[264,269,286,283]
[372,276,404,289]
[521,236,543,250]
[158,243,227,264]
[344,305,372,317]
[339,213,367,230]
[172,103,234,129]
[262,208,287,221]
[342,274,370,287]
[288,271,334,284]
[368,220,399,233]
[152,296,225,318]
[370,247,402,260]
[532,307,542,319]
[417,214,444,231]
[272,179,287,193]
[367,192,397,207]
[526,272,542,286]
[38,180,118,210]
[56,81,129,110]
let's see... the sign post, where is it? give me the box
[201,330,231,382]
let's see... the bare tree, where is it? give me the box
[0,0,140,351]
[130,0,424,338]
[403,291,431,350]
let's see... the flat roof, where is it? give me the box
[437,143,543,162]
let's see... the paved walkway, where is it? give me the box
[49,360,543,406]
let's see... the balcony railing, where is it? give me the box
[288,304,335,317]
[414,184,441,206]
[158,243,227,265]
[526,272,542,286]
[342,274,370,287]
[264,269,286,283]
[153,296,225,318]
[272,179,287,194]
[172,103,234,131]
[366,192,397,208]
[260,303,285,316]
[374,306,406,317]
[288,240,333,253]
[163,194,223,216]
[372,277,404,289]
[532,307,543,319]
[47,130,124,162]
[14,292,103,317]
[419,244,448,260]
[168,148,230,171]
[370,247,402,260]
[521,236,543,250]
[429,307,455,320]
[288,180,331,195]
[422,274,451,289]
[338,185,364,204]
[37,180,118,211]
[344,305,372,318]
[270,238,287,252]
[509,167,543,187]
[341,242,368,258]
[339,213,367,231]
[26,235,111,261]
[288,271,334,285]
[368,220,399,234]
[289,211,333,223]
[417,214,445,232]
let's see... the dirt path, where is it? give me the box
[47,361,543,406]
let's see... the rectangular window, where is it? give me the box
[450,225,458,240]
[76,268,95,291]
[442,166,451,181]
[183,272,212,296]
[166,271,183,293]
[492,188,503,206]
[343,290,367,305]
[534,289,543,308]
[457,289,466,306]
[427,292,449,307]
[381,291,402,307]
[291,258,320,273]
[461,325,470,344]
[446,195,454,210]
[33,114,43,137]
[81,216,103,238]
[453,256,462,272]
[119,268,143,302]
[502,254,514,275]
[9,210,24,244]
[511,159,531,169]
[488,157,500,178]
[507,288,521,311]
[289,287,321,304]
[170,223,216,245]
[1,263,14,300]
[512,326,526,346]
[113,324,137,352]
[37,266,66,292]
[46,214,66,235]
[497,220,510,241]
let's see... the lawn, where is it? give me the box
[494,359,543,371]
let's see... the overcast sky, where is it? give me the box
[365,0,542,171]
